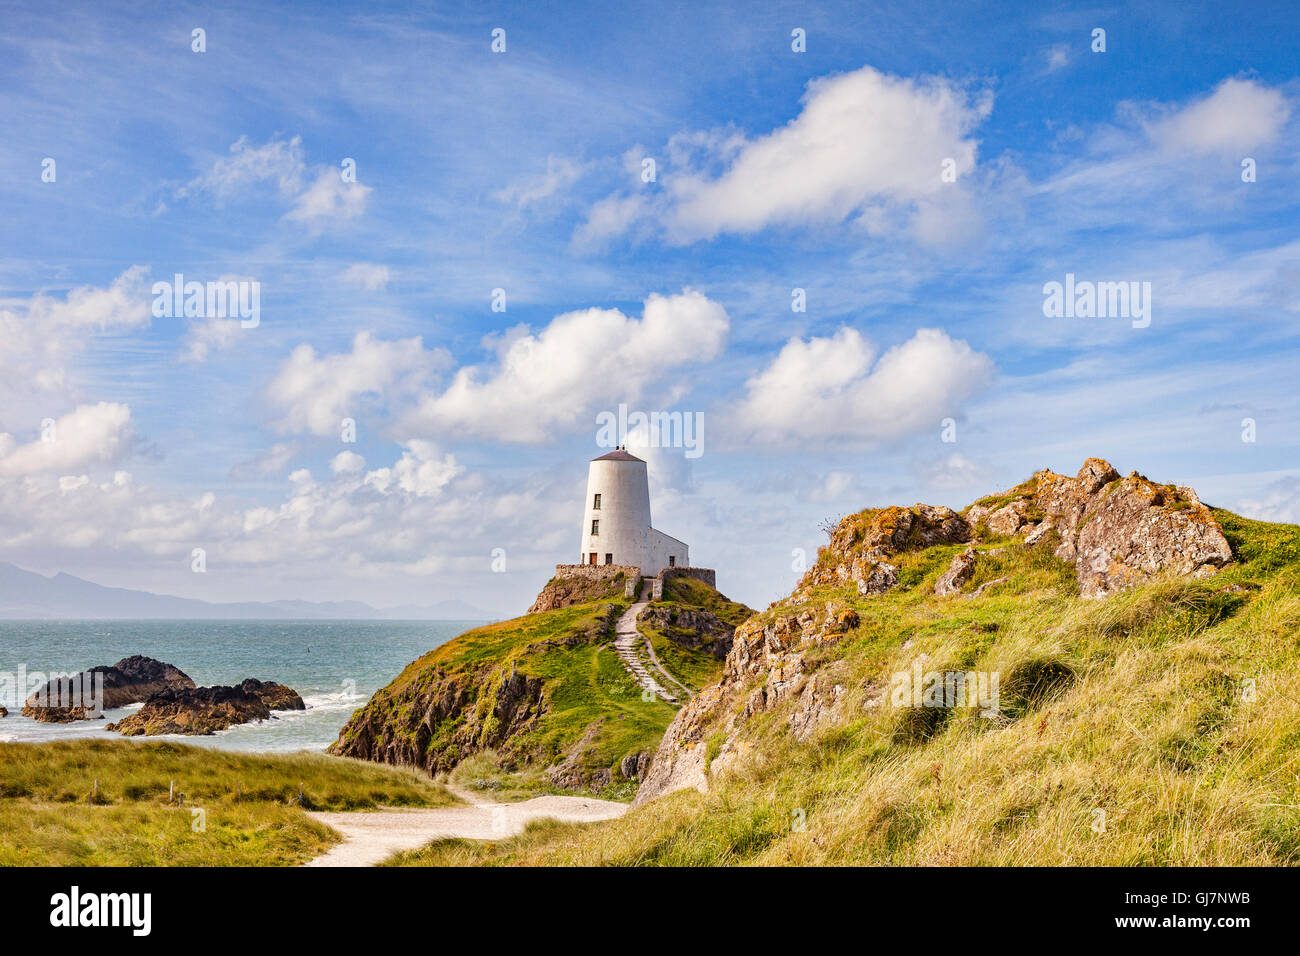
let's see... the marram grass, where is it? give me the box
[0,740,455,866]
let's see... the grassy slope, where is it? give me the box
[640,576,754,692]
[335,577,747,798]
[0,740,454,865]
[390,509,1300,866]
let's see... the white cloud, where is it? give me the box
[1144,77,1291,155]
[180,316,242,363]
[1239,476,1300,524]
[573,194,648,248]
[331,450,365,475]
[179,136,371,233]
[495,155,589,209]
[1043,45,1070,74]
[912,451,993,490]
[0,266,152,404]
[0,402,133,477]
[230,442,299,480]
[408,289,729,442]
[805,470,855,503]
[340,263,391,291]
[267,332,448,437]
[363,440,460,497]
[726,327,994,449]
[285,168,372,233]
[624,65,991,243]
[179,135,306,199]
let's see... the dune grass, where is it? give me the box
[390,510,1300,866]
[0,740,455,866]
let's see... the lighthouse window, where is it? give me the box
[593,493,601,510]
[669,555,676,567]
[604,553,613,565]
[591,519,599,535]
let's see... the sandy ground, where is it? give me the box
[303,787,628,866]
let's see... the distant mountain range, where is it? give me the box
[0,562,496,621]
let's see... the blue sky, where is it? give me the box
[1,0,1298,613]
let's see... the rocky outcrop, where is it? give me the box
[798,504,970,599]
[637,605,736,659]
[634,458,1237,806]
[968,458,1233,598]
[105,678,304,736]
[528,566,636,613]
[240,678,305,711]
[634,600,858,805]
[935,549,977,596]
[22,655,194,722]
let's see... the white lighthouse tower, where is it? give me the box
[579,447,688,576]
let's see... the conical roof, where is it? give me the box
[591,448,645,462]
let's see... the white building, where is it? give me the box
[579,447,688,576]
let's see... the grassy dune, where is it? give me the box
[0,740,455,866]
[391,510,1300,866]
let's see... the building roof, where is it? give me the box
[591,448,645,462]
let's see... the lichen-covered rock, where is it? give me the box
[22,655,194,722]
[935,549,977,596]
[528,567,633,613]
[969,459,1232,598]
[800,504,970,598]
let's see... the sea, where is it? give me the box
[0,619,481,752]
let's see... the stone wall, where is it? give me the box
[552,563,641,582]
[660,567,716,589]
[651,567,716,600]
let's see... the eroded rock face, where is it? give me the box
[634,600,858,806]
[968,458,1232,598]
[22,655,195,722]
[798,505,970,599]
[105,678,304,736]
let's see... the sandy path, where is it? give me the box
[303,788,627,866]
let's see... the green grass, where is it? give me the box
[388,508,1300,866]
[335,574,754,800]
[0,740,456,866]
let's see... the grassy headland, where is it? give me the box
[387,509,1300,866]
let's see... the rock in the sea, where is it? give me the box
[105,678,304,736]
[22,655,194,722]
[239,678,305,711]
[935,549,977,596]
